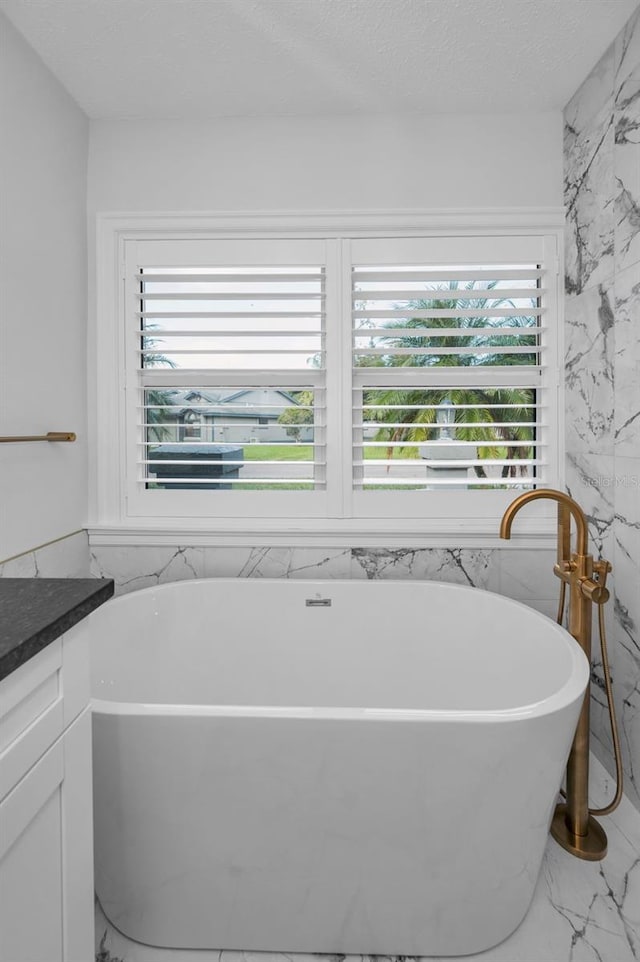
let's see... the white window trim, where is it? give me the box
[90,208,565,548]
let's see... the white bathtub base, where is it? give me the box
[94,710,574,956]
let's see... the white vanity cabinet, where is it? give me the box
[0,621,95,962]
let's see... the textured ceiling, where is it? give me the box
[1,0,638,119]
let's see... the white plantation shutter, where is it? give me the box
[123,239,329,518]
[112,226,560,528]
[349,235,557,512]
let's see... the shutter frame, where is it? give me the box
[99,221,561,531]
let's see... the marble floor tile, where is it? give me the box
[94,756,640,962]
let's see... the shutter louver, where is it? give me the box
[352,265,545,491]
[136,266,326,491]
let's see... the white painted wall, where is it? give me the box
[88,112,563,213]
[0,12,89,561]
[86,111,562,526]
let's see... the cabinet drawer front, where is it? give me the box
[0,643,64,800]
[0,738,64,859]
[0,700,64,801]
[0,641,62,749]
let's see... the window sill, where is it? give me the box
[87,519,556,550]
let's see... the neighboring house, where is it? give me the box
[157,388,313,444]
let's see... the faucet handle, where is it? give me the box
[581,559,612,605]
[593,559,612,588]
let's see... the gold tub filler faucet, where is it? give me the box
[500,488,623,860]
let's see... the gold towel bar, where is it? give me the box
[0,432,76,443]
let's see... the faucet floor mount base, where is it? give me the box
[550,803,607,860]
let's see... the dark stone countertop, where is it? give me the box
[0,578,114,682]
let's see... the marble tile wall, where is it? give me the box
[90,544,559,620]
[0,529,90,578]
[564,5,640,810]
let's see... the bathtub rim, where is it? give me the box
[90,697,586,723]
[89,577,589,723]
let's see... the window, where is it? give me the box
[94,215,562,540]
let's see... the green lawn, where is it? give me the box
[241,444,425,461]
[242,443,314,461]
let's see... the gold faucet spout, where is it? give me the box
[499,487,589,556]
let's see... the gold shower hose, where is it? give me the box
[557,581,624,815]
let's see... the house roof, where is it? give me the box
[167,388,300,419]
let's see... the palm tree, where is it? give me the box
[141,330,176,443]
[358,281,538,480]
[144,388,177,443]
[362,385,535,479]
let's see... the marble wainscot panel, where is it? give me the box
[615,61,640,274]
[90,546,354,591]
[616,4,640,90]
[566,451,616,559]
[493,547,559,621]
[564,47,615,296]
[565,281,615,456]
[90,545,559,617]
[614,262,640,457]
[565,451,618,770]
[0,529,90,578]
[94,753,640,962]
[612,240,640,802]
[613,457,640,810]
[349,546,495,586]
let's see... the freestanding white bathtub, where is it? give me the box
[88,577,588,957]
